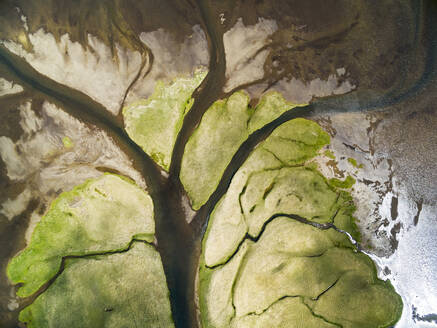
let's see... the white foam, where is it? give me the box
[223,21,354,100]
[371,203,437,327]
[0,189,32,221]
[271,73,355,103]
[0,77,23,97]
[1,29,142,114]
[336,67,346,76]
[125,25,209,104]
[0,100,145,223]
[7,288,19,311]
[219,13,226,25]
[15,7,28,32]
[314,111,395,255]
[223,18,278,92]
[314,110,437,326]
[181,194,196,224]
[24,212,42,245]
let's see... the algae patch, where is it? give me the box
[62,136,74,149]
[324,149,336,159]
[180,91,305,210]
[19,242,174,328]
[7,173,155,298]
[200,218,402,328]
[347,157,363,168]
[123,69,207,171]
[7,173,174,327]
[198,117,402,328]
[329,175,356,189]
[201,118,351,267]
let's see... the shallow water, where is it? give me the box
[0,1,436,327]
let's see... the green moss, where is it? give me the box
[200,218,402,328]
[123,69,207,171]
[332,194,360,242]
[262,118,330,165]
[247,91,307,133]
[328,175,356,189]
[62,136,74,148]
[19,242,174,328]
[324,150,336,159]
[7,174,155,298]
[202,118,338,267]
[347,157,357,167]
[199,242,250,328]
[180,92,305,210]
[311,271,403,328]
[232,297,338,328]
[180,91,251,209]
[199,116,402,328]
[240,166,345,236]
[346,158,364,169]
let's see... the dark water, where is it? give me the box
[0,1,436,327]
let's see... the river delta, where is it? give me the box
[0,1,436,327]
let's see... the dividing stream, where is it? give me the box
[0,1,436,327]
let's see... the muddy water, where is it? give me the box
[0,1,437,327]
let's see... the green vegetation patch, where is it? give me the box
[199,118,402,328]
[181,91,305,210]
[202,118,357,267]
[123,69,207,171]
[329,175,356,189]
[19,242,174,328]
[324,149,336,159]
[348,157,364,168]
[62,136,74,148]
[199,218,402,328]
[240,167,343,236]
[7,174,155,298]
